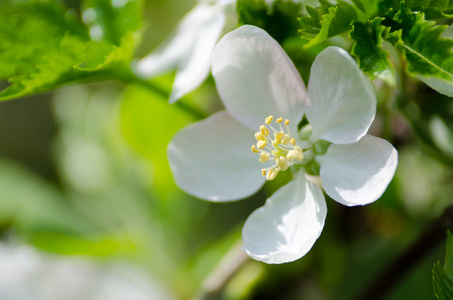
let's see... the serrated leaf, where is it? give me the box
[0,0,142,101]
[382,2,453,96]
[433,231,453,300]
[299,0,366,48]
[237,0,303,43]
[406,0,453,19]
[350,18,396,85]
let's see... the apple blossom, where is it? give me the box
[133,0,236,103]
[167,25,398,264]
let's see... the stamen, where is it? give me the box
[274,131,284,143]
[257,140,267,149]
[287,146,303,161]
[253,116,303,181]
[259,152,270,163]
[266,168,279,181]
[276,156,288,171]
[280,135,292,145]
[265,115,273,124]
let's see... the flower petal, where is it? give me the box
[242,172,327,264]
[169,4,225,103]
[167,111,265,202]
[306,46,377,144]
[212,25,308,133]
[134,3,225,103]
[318,135,398,206]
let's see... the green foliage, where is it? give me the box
[405,0,453,19]
[433,231,453,299]
[299,0,366,48]
[381,2,453,96]
[237,0,303,43]
[0,0,142,101]
[350,18,396,85]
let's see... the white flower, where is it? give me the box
[133,0,236,103]
[167,25,398,264]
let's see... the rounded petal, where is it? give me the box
[306,46,377,144]
[167,111,265,202]
[242,172,327,264]
[134,3,225,103]
[212,25,308,133]
[169,4,225,102]
[318,135,398,206]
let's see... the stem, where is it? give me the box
[118,70,207,120]
[356,205,453,300]
[195,242,250,300]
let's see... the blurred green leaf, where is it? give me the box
[405,0,453,19]
[433,231,453,300]
[119,82,196,197]
[237,0,303,43]
[350,18,396,85]
[0,158,93,235]
[299,0,366,48]
[0,0,142,101]
[382,2,453,96]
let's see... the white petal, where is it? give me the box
[134,3,225,102]
[306,46,377,144]
[169,4,225,102]
[212,25,308,133]
[242,172,327,264]
[167,111,265,202]
[318,135,398,206]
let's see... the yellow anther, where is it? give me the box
[276,156,288,171]
[274,131,284,143]
[276,117,283,123]
[266,168,279,181]
[284,119,289,126]
[290,138,296,145]
[280,135,292,144]
[255,132,266,141]
[287,146,303,161]
[259,152,270,163]
[257,140,267,149]
[265,115,273,124]
[251,145,259,153]
[261,169,266,177]
[260,125,269,136]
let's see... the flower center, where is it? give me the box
[251,115,304,181]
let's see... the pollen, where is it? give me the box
[260,125,269,136]
[251,116,305,181]
[265,115,273,124]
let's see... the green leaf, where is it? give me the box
[350,18,396,85]
[299,0,366,48]
[382,2,453,96]
[237,0,303,43]
[433,231,453,300]
[405,0,453,19]
[0,0,142,101]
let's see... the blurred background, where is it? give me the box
[0,0,452,299]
